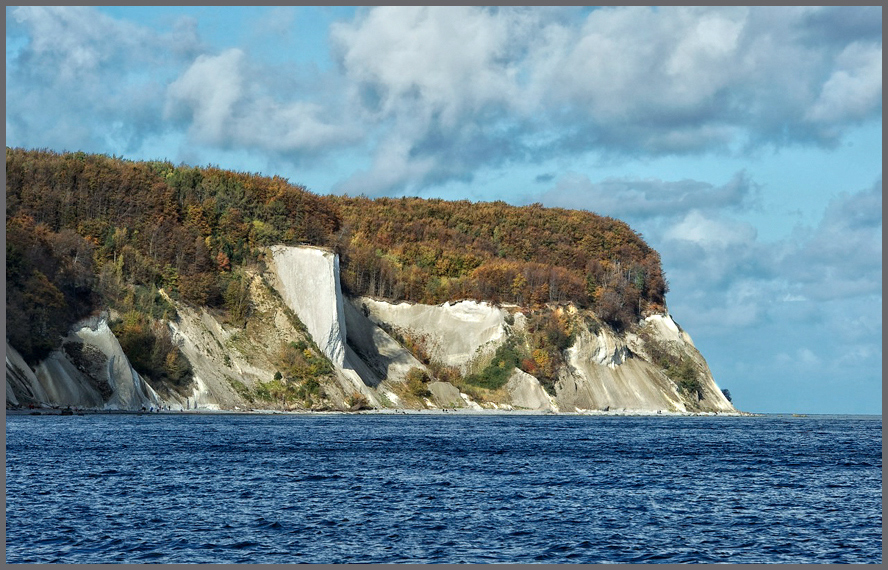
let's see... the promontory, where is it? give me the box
[6,148,735,414]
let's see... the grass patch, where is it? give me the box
[226,377,254,402]
[463,340,520,390]
[638,328,704,401]
[254,375,324,408]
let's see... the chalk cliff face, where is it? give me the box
[266,246,347,366]
[357,298,513,370]
[7,245,735,413]
[261,246,733,413]
[554,312,733,412]
[159,266,375,411]
[6,317,163,410]
[7,341,53,407]
[265,245,386,407]
[353,296,731,413]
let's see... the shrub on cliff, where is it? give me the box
[110,311,192,393]
[672,359,703,401]
[406,367,432,399]
[276,340,333,382]
[347,393,370,411]
[464,340,521,390]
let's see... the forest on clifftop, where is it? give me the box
[6,147,667,366]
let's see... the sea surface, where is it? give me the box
[5,413,882,563]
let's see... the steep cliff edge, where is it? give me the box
[556,312,733,412]
[6,150,734,413]
[159,270,353,411]
[264,245,384,407]
[6,316,163,410]
[7,245,735,413]
[355,293,732,413]
[265,246,347,366]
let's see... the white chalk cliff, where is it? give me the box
[265,245,383,406]
[357,298,512,370]
[7,245,735,413]
[266,246,347,366]
[6,316,163,410]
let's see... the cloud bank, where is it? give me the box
[7,6,881,193]
[328,6,881,194]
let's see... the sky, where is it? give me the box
[5,6,882,414]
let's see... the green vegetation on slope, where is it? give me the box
[637,327,705,402]
[335,196,668,329]
[463,339,522,391]
[109,309,193,396]
[6,148,669,374]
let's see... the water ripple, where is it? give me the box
[6,414,882,563]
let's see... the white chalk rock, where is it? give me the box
[359,298,510,370]
[5,318,164,410]
[428,381,464,408]
[71,319,162,410]
[268,245,381,407]
[6,341,51,406]
[506,369,558,411]
[644,314,696,347]
[268,245,347,366]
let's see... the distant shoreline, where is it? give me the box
[6,409,882,419]
[6,407,762,417]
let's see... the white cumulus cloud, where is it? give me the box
[164,49,359,155]
[165,49,246,144]
[6,6,881,194]
[324,6,882,194]
[806,41,883,125]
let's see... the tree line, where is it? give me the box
[334,196,667,327]
[6,147,668,366]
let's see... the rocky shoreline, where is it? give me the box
[6,406,758,417]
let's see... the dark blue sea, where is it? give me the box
[5,413,882,563]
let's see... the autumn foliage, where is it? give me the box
[333,196,668,329]
[6,148,668,366]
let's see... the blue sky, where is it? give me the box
[6,6,882,414]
